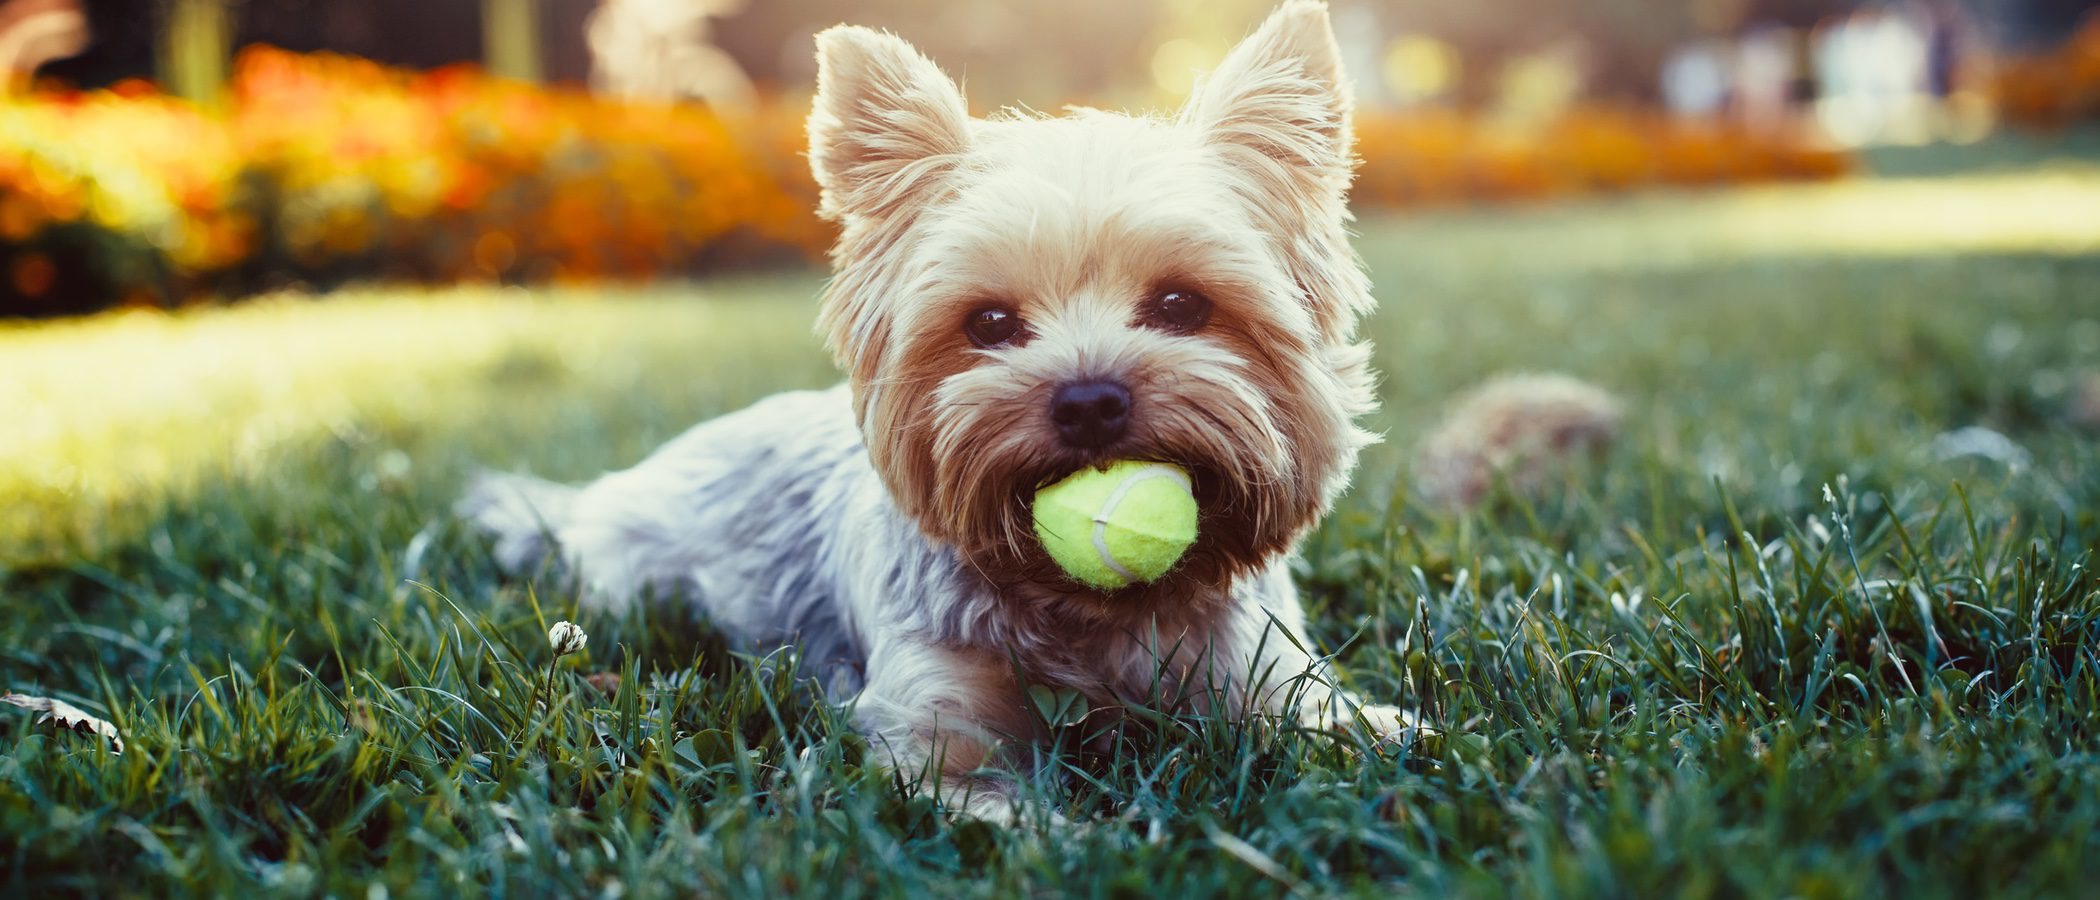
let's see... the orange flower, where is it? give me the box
[1,45,1853,314]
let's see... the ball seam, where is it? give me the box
[1088,464,1194,585]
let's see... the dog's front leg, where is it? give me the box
[1232,625,1415,740]
[851,634,1042,823]
[1225,571,1419,743]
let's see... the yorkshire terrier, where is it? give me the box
[461,0,1412,822]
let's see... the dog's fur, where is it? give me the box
[460,0,1410,821]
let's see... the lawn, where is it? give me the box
[4,158,2100,897]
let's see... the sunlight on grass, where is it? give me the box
[4,161,2099,894]
[1370,165,2100,274]
[6,165,2099,567]
[1,278,829,564]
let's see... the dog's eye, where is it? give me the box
[1142,289,1212,333]
[964,306,1026,348]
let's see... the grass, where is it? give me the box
[4,159,2100,897]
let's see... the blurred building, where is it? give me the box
[585,0,752,106]
[42,0,1163,105]
[27,0,2100,113]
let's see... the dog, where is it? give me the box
[460,0,1412,822]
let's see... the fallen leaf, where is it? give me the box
[4,693,124,754]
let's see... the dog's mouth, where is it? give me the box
[1008,458,1225,546]
[1023,458,1219,503]
[985,456,1246,604]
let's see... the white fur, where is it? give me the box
[460,1,1412,823]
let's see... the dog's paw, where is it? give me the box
[1350,703,1425,744]
[1307,700,1428,747]
[944,788,1071,830]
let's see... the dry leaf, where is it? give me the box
[3,693,124,754]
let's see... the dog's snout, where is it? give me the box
[1051,381,1132,449]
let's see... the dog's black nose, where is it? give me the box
[1050,381,1132,449]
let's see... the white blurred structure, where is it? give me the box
[586,0,755,110]
[1332,4,1388,106]
[1813,5,1934,146]
[1733,25,1796,133]
[1658,2,1985,145]
[1662,40,1729,119]
[0,0,86,90]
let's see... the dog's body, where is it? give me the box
[462,1,1410,820]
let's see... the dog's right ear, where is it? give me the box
[807,26,971,224]
[1183,1,1352,203]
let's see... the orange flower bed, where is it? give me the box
[0,82,252,311]
[1352,107,1850,208]
[1993,13,2100,131]
[0,46,1850,316]
[0,47,829,314]
[228,46,823,282]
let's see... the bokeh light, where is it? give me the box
[1381,35,1457,105]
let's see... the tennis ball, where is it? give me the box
[1032,460,1198,590]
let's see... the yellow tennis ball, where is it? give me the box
[1032,460,1198,590]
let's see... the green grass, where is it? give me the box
[5,163,2100,897]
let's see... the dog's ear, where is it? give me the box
[1181,0,1353,197]
[807,26,971,224]
[1183,2,1371,344]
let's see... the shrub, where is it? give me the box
[0,46,1851,317]
[1993,12,2100,132]
[1351,105,1850,209]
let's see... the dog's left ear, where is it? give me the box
[1182,0,1353,201]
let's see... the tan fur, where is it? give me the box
[465,2,1413,826]
[800,2,1401,817]
[812,5,1376,605]
[1415,372,1624,509]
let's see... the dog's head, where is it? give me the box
[807,1,1377,597]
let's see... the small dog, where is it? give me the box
[462,0,1411,821]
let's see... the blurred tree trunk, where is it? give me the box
[484,0,541,82]
[159,0,226,105]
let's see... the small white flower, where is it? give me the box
[1609,590,1645,616]
[548,621,588,657]
[1806,515,1832,545]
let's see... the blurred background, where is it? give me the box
[11,7,2100,890]
[1,0,2095,316]
[5,0,2100,568]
